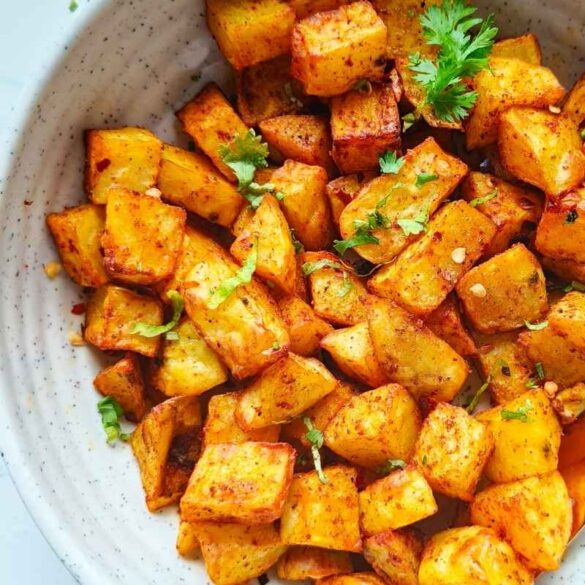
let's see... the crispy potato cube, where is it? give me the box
[330,83,400,174]
[465,57,564,150]
[150,318,228,397]
[366,296,469,404]
[541,255,585,284]
[236,353,337,429]
[176,521,200,558]
[280,466,362,552]
[476,389,561,483]
[206,0,295,70]
[499,107,585,196]
[339,138,468,264]
[85,127,162,204]
[278,296,333,357]
[414,403,494,501]
[291,1,387,97]
[369,201,496,315]
[46,204,109,288]
[324,385,421,469]
[93,353,146,422]
[553,382,585,425]
[456,244,548,334]
[559,415,585,468]
[321,322,388,387]
[101,188,186,285]
[277,546,353,580]
[470,471,572,571]
[303,251,369,326]
[359,467,437,536]
[132,396,201,511]
[84,284,163,357]
[318,573,386,585]
[492,34,542,65]
[326,172,375,227]
[462,172,543,257]
[563,73,585,128]
[157,144,244,228]
[363,530,422,585]
[418,526,533,585]
[560,459,585,536]
[549,291,585,351]
[180,442,295,524]
[177,83,249,181]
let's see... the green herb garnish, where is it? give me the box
[415,172,438,187]
[379,151,405,175]
[69,0,79,12]
[290,229,304,254]
[524,319,548,331]
[336,274,354,298]
[303,417,328,484]
[397,205,430,236]
[564,281,585,293]
[132,290,183,338]
[402,112,420,131]
[466,377,491,414]
[525,378,540,389]
[353,79,372,93]
[535,362,545,380]
[302,259,345,276]
[469,190,498,208]
[97,397,130,444]
[501,399,533,423]
[377,459,407,475]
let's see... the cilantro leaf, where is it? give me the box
[379,151,405,175]
[302,259,345,276]
[469,190,498,207]
[564,281,585,293]
[290,229,304,254]
[525,378,540,389]
[377,459,407,475]
[524,319,548,331]
[132,290,184,338]
[303,417,328,484]
[397,205,430,236]
[535,362,545,380]
[97,396,131,444]
[333,232,380,255]
[581,128,585,140]
[501,399,533,423]
[402,112,420,131]
[466,377,490,414]
[415,172,438,187]
[69,0,79,12]
[336,273,354,298]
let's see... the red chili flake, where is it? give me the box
[96,158,111,172]
[71,302,86,315]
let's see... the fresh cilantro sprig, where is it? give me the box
[97,397,131,444]
[379,151,405,175]
[132,290,183,339]
[501,399,533,423]
[408,0,498,122]
[397,205,430,236]
[469,190,498,207]
[303,417,328,484]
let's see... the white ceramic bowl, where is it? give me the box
[0,1,584,584]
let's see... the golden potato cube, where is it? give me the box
[236,353,337,430]
[326,172,375,227]
[46,204,109,288]
[324,385,421,469]
[549,291,585,351]
[560,459,585,536]
[291,1,387,97]
[303,250,368,326]
[176,521,200,558]
[277,546,353,580]
[498,107,585,196]
[492,33,542,65]
[321,322,388,388]
[157,144,244,228]
[150,318,228,398]
[339,137,468,264]
[180,442,295,524]
[414,403,494,501]
[553,382,585,425]
[93,353,146,422]
[203,393,280,449]
[278,296,334,357]
[470,471,572,571]
[418,526,533,585]
[563,73,585,128]
[456,244,548,334]
[84,284,163,357]
[366,296,469,404]
[559,416,585,469]
[330,83,400,174]
[465,57,564,150]
[359,467,437,536]
[85,127,162,204]
[101,188,186,285]
[462,171,543,257]
[369,201,496,315]
[280,466,362,552]
[176,83,249,181]
[318,573,386,585]
[206,0,295,70]
[541,255,585,284]
[476,389,561,483]
[363,530,422,585]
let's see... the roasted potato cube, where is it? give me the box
[157,144,244,228]
[476,389,561,483]
[414,403,494,501]
[84,284,163,357]
[559,415,585,468]
[465,57,564,150]
[553,382,585,425]
[277,546,353,580]
[560,459,585,536]
[549,291,585,351]
[324,385,421,469]
[339,138,468,264]
[93,353,146,422]
[132,396,201,511]
[456,244,548,334]
[330,83,400,174]
[180,442,295,524]
[470,471,572,571]
[541,255,585,284]
[498,107,585,196]
[280,466,362,552]
[150,318,228,397]
[101,188,186,285]
[85,127,162,204]
[176,521,200,558]
[318,573,386,585]
[491,33,542,65]
[369,201,496,315]
[236,353,337,429]
[46,204,109,288]
[321,322,388,387]
[326,172,375,227]
[291,1,387,97]
[206,0,295,70]
[177,83,249,181]
[563,73,585,128]
[418,526,533,585]
[462,172,543,257]
[366,296,469,404]
[359,467,437,536]
[303,251,368,326]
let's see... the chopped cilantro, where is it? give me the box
[303,417,328,484]
[336,273,354,298]
[564,281,585,293]
[415,172,438,187]
[333,232,380,255]
[469,190,498,208]
[501,399,533,422]
[524,319,548,331]
[466,377,490,414]
[132,290,183,338]
[302,259,345,276]
[402,112,420,131]
[525,378,539,389]
[69,0,79,12]
[397,205,430,236]
[97,397,130,444]
[290,229,304,254]
[377,459,407,474]
[535,362,545,380]
[379,151,405,175]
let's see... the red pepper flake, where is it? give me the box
[71,302,86,315]
[96,158,111,172]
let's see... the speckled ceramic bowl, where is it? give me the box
[0,1,584,584]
